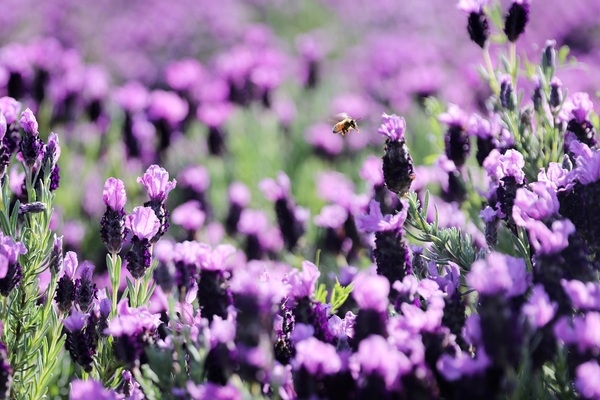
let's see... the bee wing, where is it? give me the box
[330,112,350,122]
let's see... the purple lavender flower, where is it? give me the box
[352,272,389,346]
[165,59,206,93]
[356,200,412,296]
[225,182,250,236]
[196,244,236,321]
[503,0,530,42]
[185,382,241,400]
[286,260,320,299]
[521,284,557,328]
[512,182,559,226]
[260,172,307,251]
[171,200,206,234]
[354,335,411,393]
[560,92,597,148]
[75,262,97,312]
[457,0,490,48]
[124,206,160,279]
[575,361,600,400]
[105,299,161,367]
[63,309,98,372]
[527,219,575,255]
[0,233,26,296]
[562,279,600,311]
[197,101,233,156]
[100,178,127,255]
[466,252,529,297]
[147,90,188,153]
[378,113,415,196]
[55,251,78,313]
[70,379,116,400]
[554,312,600,355]
[440,104,471,167]
[138,164,177,244]
[18,108,43,168]
[437,348,490,381]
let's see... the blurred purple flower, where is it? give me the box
[306,123,343,157]
[575,361,600,400]
[457,0,489,13]
[561,279,600,310]
[360,155,384,187]
[19,107,38,135]
[165,59,206,92]
[196,101,233,128]
[314,204,348,229]
[293,337,341,376]
[113,81,149,113]
[171,200,206,231]
[260,171,291,201]
[466,252,529,297]
[0,97,21,125]
[521,284,556,328]
[147,90,188,126]
[70,379,116,400]
[554,312,600,354]
[352,272,390,312]
[228,182,250,207]
[437,349,490,381]
[186,381,241,400]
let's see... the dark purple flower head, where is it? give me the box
[0,97,21,125]
[165,59,206,92]
[293,337,341,376]
[70,379,116,400]
[521,284,556,328]
[113,81,149,113]
[378,113,406,142]
[125,206,160,240]
[196,102,233,128]
[356,199,407,233]
[19,108,38,136]
[559,92,594,124]
[355,335,411,389]
[466,252,529,297]
[147,90,188,126]
[483,149,525,184]
[504,0,531,42]
[562,279,600,311]
[512,182,559,226]
[260,172,291,202]
[575,361,600,400]
[352,272,390,312]
[527,219,575,255]
[285,260,320,299]
[102,178,127,212]
[137,164,177,203]
[228,182,250,207]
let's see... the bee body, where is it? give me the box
[331,113,360,136]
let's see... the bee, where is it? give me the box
[331,113,361,136]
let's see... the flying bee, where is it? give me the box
[331,113,361,136]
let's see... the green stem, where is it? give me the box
[483,44,499,95]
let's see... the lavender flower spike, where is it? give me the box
[379,113,415,196]
[125,207,160,279]
[100,178,127,254]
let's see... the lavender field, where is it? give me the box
[0,0,599,398]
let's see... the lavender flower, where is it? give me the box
[70,379,116,400]
[18,108,43,168]
[100,178,127,254]
[75,262,97,312]
[0,323,12,399]
[0,233,26,296]
[63,309,98,372]
[225,182,250,236]
[503,0,530,42]
[137,164,177,244]
[457,0,490,48]
[575,361,600,400]
[196,244,235,321]
[378,113,415,196]
[352,272,389,346]
[260,172,307,251]
[55,252,79,313]
[124,206,160,279]
[439,104,470,167]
